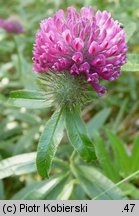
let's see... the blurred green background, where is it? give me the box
[0,0,139,200]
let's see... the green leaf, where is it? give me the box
[36,109,64,177]
[69,185,87,200]
[45,176,74,200]
[87,108,111,138]
[0,152,36,179]
[106,131,130,176]
[65,106,96,162]
[122,53,139,72]
[71,165,125,200]
[11,173,69,200]
[130,136,139,172]
[10,90,47,99]
[8,98,53,109]
[94,134,120,182]
[8,90,53,109]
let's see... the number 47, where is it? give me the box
[124,204,135,212]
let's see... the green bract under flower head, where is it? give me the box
[37,72,91,108]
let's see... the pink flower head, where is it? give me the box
[33,7,127,95]
[0,17,24,34]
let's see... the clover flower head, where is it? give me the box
[0,17,24,34]
[33,7,127,96]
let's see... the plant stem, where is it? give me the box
[70,150,76,163]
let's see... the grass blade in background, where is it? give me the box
[13,126,40,155]
[94,133,120,182]
[130,136,139,173]
[106,131,130,176]
[124,22,137,42]
[5,110,41,125]
[87,108,111,138]
[112,99,128,133]
[122,53,139,72]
